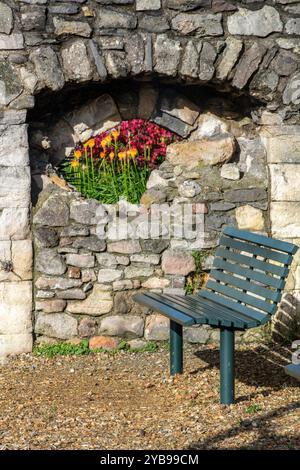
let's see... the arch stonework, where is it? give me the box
[1,0,300,353]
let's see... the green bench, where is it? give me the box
[134,227,298,404]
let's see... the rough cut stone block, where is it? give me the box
[228,6,283,37]
[61,40,93,82]
[30,46,64,91]
[0,2,13,34]
[67,284,113,315]
[216,37,243,80]
[11,240,32,280]
[36,249,66,275]
[0,166,30,208]
[262,134,300,163]
[34,193,69,226]
[89,335,119,350]
[144,314,169,341]
[107,240,141,254]
[232,42,266,89]
[56,289,86,300]
[141,277,170,289]
[0,333,32,356]
[35,276,82,290]
[35,313,77,340]
[136,0,161,10]
[0,281,32,334]
[171,12,223,35]
[53,18,92,37]
[130,254,160,264]
[70,198,105,224]
[270,164,300,201]
[162,250,195,275]
[154,35,182,76]
[160,91,200,125]
[271,202,300,238]
[124,266,154,278]
[0,124,29,167]
[0,61,23,106]
[184,326,210,344]
[98,268,122,283]
[0,33,24,50]
[96,8,137,29]
[0,208,30,240]
[99,315,144,337]
[235,205,264,231]
[35,299,66,313]
[65,253,95,268]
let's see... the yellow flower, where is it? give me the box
[118,151,126,160]
[101,138,108,148]
[112,129,120,140]
[105,135,112,146]
[109,151,114,160]
[74,149,82,159]
[128,147,138,158]
[87,138,95,148]
[71,160,79,168]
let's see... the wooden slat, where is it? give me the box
[220,235,293,265]
[163,294,242,328]
[133,293,195,326]
[223,227,298,255]
[215,247,289,277]
[206,279,277,314]
[210,269,282,303]
[213,257,285,289]
[198,290,268,323]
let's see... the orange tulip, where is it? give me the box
[71,160,79,168]
[74,149,82,159]
[128,147,138,158]
[112,129,120,140]
[118,151,126,160]
[109,151,114,160]
[100,152,106,158]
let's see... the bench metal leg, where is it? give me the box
[220,327,235,404]
[170,320,183,375]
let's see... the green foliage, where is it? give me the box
[245,403,262,414]
[33,340,90,358]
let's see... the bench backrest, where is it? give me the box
[202,227,298,324]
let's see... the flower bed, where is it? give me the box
[60,119,180,204]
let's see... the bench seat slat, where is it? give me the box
[223,227,298,255]
[198,290,268,323]
[163,294,244,329]
[206,279,276,314]
[213,258,285,289]
[220,235,293,265]
[173,295,255,329]
[215,247,289,277]
[210,269,281,303]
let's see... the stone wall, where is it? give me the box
[1,0,300,352]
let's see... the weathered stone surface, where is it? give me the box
[270,164,300,201]
[144,314,169,341]
[65,254,95,268]
[146,170,169,190]
[96,8,137,29]
[67,284,113,315]
[53,18,92,37]
[216,37,243,80]
[212,0,236,12]
[70,198,104,224]
[162,250,195,275]
[152,111,195,138]
[0,61,23,106]
[61,40,93,82]
[30,46,64,91]
[184,326,210,344]
[35,227,59,248]
[191,112,229,139]
[20,5,46,31]
[167,135,235,168]
[138,14,169,32]
[250,70,279,99]
[78,318,97,338]
[98,268,122,283]
[113,279,134,291]
[180,40,201,78]
[0,334,32,356]
[105,50,128,78]
[221,163,240,180]
[166,0,211,10]
[232,43,266,89]
[49,4,80,14]
[0,33,24,50]
[35,276,82,290]
[99,315,144,338]
[56,289,86,300]
[235,205,264,231]
[73,236,106,252]
[11,240,32,281]
[160,91,200,125]
[0,2,13,34]
[0,166,30,208]
[171,12,223,35]
[124,266,154,278]
[137,0,161,10]
[0,208,30,240]
[130,254,160,264]
[142,277,170,289]
[224,188,267,203]
[140,239,169,254]
[61,225,90,237]
[89,335,119,350]
[107,240,141,254]
[36,249,66,275]
[34,193,69,227]
[178,180,201,198]
[285,18,300,35]
[154,35,182,76]
[199,41,217,81]
[35,313,77,340]
[0,124,28,167]
[262,134,300,163]
[35,299,66,313]
[283,72,300,105]
[0,281,32,335]
[271,203,300,238]
[228,6,283,37]
[271,51,298,77]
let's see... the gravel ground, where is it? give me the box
[0,343,299,450]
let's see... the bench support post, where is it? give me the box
[220,327,235,404]
[170,320,183,375]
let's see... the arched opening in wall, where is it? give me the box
[28,78,270,346]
